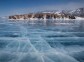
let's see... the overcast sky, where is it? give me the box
[0,0,84,17]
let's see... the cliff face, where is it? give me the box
[9,13,75,20]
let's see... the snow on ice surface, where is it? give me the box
[0,19,84,62]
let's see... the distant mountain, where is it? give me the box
[61,8,84,17]
[72,8,84,17]
[40,8,84,17]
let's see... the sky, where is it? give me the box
[0,0,84,17]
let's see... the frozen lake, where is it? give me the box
[0,19,84,62]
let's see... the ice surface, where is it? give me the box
[0,19,84,62]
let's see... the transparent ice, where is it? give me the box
[0,19,84,62]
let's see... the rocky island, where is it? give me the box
[9,8,84,20]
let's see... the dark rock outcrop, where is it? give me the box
[9,13,72,20]
[69,15,76,19]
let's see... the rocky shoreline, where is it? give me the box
[9,13,76,20]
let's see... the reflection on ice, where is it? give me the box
[0,19,84,62]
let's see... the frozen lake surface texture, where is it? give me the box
[0,19,84,62]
